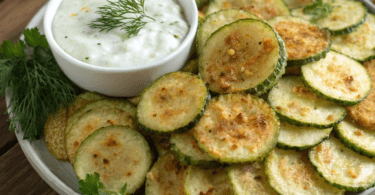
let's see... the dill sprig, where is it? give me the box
[89,0,155,38]
[303,0,334,23]
[0,28,80,141]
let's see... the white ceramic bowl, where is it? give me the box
[43,0,198,97]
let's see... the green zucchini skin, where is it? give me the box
[199,18,287,96]
[333,118,375,158]
[308,137,375,192]
[301,51,373,106]
[268,76,346,129]
[169,131,222,169]
[136,71,210,134]
[268,16,332,67]
[277,121,332,150]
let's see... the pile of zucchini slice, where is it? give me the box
[43,0,375,194]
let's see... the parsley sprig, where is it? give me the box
[89,0,155,38]
[303,0,334,23]
[79,173,127,195]
[0,28,80,141]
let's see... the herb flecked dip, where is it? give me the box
[52,0,189,68]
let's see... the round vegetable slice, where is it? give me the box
[170,130,221,168]
[66,108,135,164]
[265,148,345,195]
[227,161,278,195]
[345,59,375,131]
[67,91,106,117]
[205,0,290,20]
[196,9,260,55]
[334,118,375,158]
[145,153,187,195]
[331,13,375,62]
[74,125,153,194]
[291,0,367,35]
[268,16,331,66]
[193,93,279,163]
[136,71,209,134]
[301,51,372,105]
[184,166,233,195]
[199,19,287,95]
[277,121,332,150]
[309,136,375,191]
[268,76,346,128]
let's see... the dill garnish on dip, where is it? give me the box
[52,0,189,68]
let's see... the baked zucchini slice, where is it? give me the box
[184,166,233,195]
[345,59,375,131]
[199,19,287,95]
[227,161,278,195]
[334,118,375,158]
[66,108,135,164]
[44,106,68,160]
[196,9,259,55]
[170,130,221,169]
[265,148,345,195]
[268,76,346,128]
[205,0,290,20]
[145,153,187,195]
[65,98,136,138]
[74,125,153,194]
[268,16,331,66]
[193,93,279,163]
[136,71,209,134]
[150,134,171,157]
[331,13,375,62]
[277,121,332,150]
[67,91,106,117]
[291,0,367,35]
[301,51,372,105]
[309,136,375,191]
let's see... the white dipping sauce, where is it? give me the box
[52,0,189,68]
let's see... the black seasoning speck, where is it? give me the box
[65,36,68,38]
[98,43,101,45]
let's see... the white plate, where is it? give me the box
[7,1,375,195]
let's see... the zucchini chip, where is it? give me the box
[65,98,136,138]
[66,108,135,164]
[199,19,287,95]
[302,51,372,105]
[291,0,367,35]
[184,166,233,195]
[44,106,68,160]
[277,121,332,150]
[170,130,221,169]
[331,13,375,62]
[196,9,260,55]
[309,136,375,191]
[227,161,278,195]
[268,76,346,128]
[145,153,187,195]
[193,93,279,163]
[346,59,375,131]
[205,0,290,20]
[265,148,345,195]
[268,16,331,66]
[136,71,209,134]
[74,125,153,194]
[67,91,106,118]
[334,118,375,158]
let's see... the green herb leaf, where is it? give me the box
[303,0,333,23]
[23,27,49,48]
[0,28,80,141]
[119,183,127,195]
[79,172,105,195]
[89,0,155,38]
[0,40,26,59]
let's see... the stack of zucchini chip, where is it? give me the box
[43,0,375,194]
